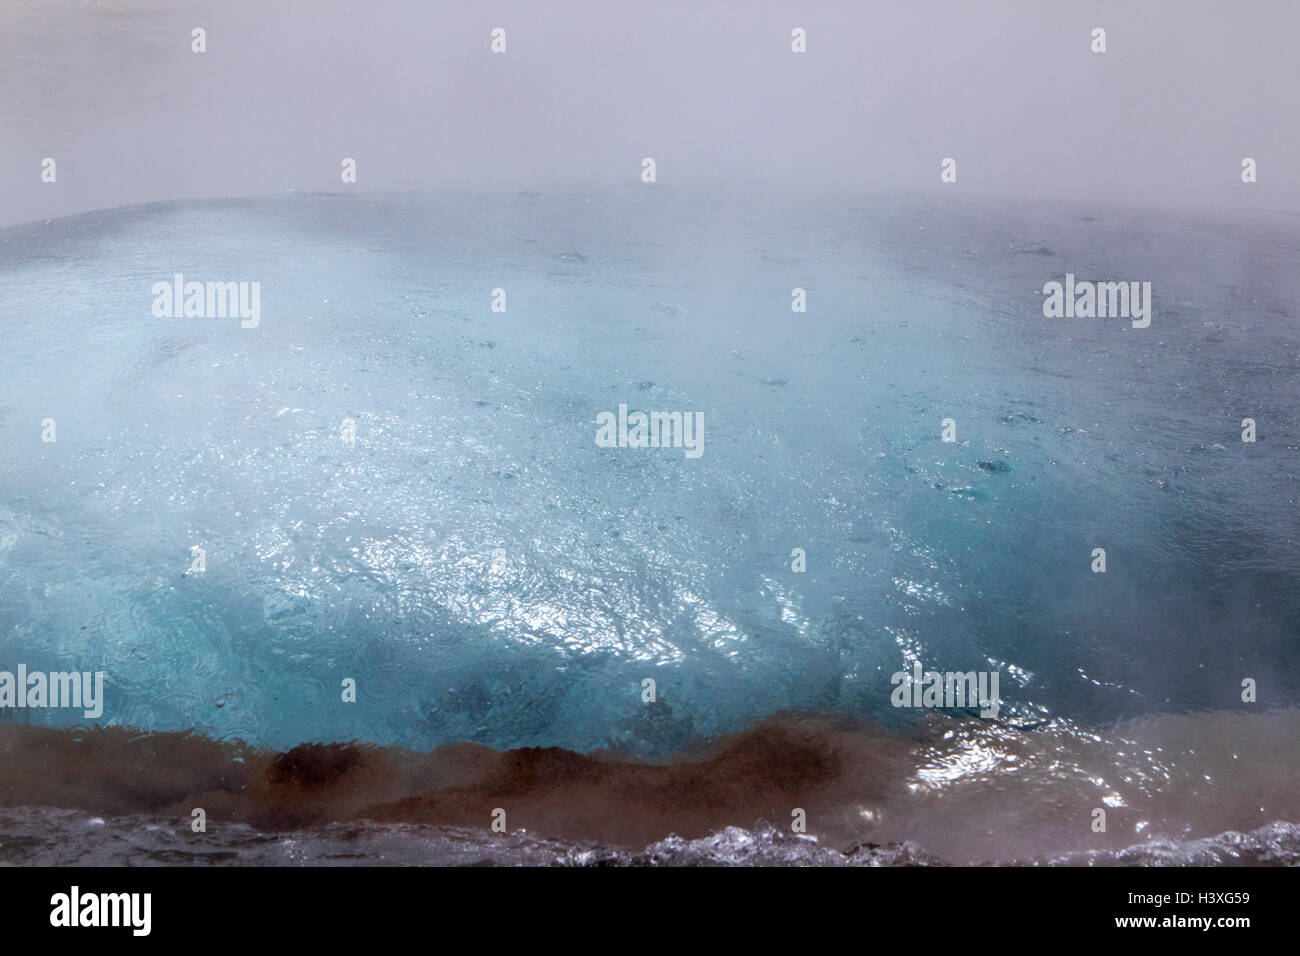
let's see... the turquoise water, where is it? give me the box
[1,188,1297,756]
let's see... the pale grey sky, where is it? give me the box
[1,0,1297,227]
